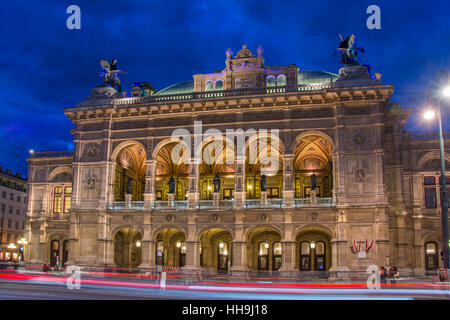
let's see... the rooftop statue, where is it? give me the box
[335,34,365,65]
[225,48,233,71]
[99,59,127,93]
[256,45,264,68]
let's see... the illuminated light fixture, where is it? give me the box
[247,185,252,189]
[424,110,436,120]
[223,250,228,256]
[227,175,234,179]
[426,248,435,254]
[136,240,141,247]
[219,242,224,248]
[207,186,212,191]
[18,238,28,245]
[29,149,34,154]
[7,243,16,249]
[443,86,450,97]
[310,241,316,249]
[264,243,269,249]
[176,241,181,248]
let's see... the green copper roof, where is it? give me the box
[297,70,338,84]
[154,70,338,96]
[154,80,194,96]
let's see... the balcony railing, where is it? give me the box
[106,198,334,211]
[111,84,332,107]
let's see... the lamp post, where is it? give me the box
[423,71,450,276]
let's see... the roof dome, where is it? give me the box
[154,80,194,96]
[153,70,338,96]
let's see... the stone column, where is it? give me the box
[329,210,350,282]
[412,212,425,277]
[182,212,201,277]
[230,212,248,277]
[234,156,246,209]
[396,211,408,269]
[187,158,200,209]
[278,241,296,275]
[282,154,294,208]
[125,194,132,208]
[143,160,156,209]
[375,208,389,267]
[139,240,156,270]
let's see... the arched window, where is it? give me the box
[205,80,214,91]
[215,79,224,90]
[258,241,269,270]
[300,241,311,271]
[218,241,229,271]
[425,242,438,270]
[277,75,286,86]
[266,76,276,88]
[315,241,326,271]
[273,242,282,271]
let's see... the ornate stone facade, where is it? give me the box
[24,46,450,280]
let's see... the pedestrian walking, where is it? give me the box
[380,266,387,285]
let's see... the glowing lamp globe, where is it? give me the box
[424,110,436,120]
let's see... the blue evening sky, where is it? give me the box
[0,0,449,176]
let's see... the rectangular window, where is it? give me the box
[2,191,5,198]
[17,195,21,202]
[24,197,27,204]
[16,209,20,215]
[1,204,4,214]
[425,188,437,208]
[54,187,62,194]
[64,196,71,213]
[9,193,13,200]
[53,196,62,213]
[8,220,11,228]
[64,186,72,194]
[8,207,12,214]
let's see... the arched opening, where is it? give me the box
[266,75,276,88]
[277,75,286,86]
[425,241,439,271]
[245,136,283,199]
[296,229,331,272]
[247,227,281,272]
[199,139,235,200]
[215,79,224,90]
[293,134,333,199]
[205,80,214,91]
[50,240,60,267]
[114,144,146,201]
[155,142,189,201]
[199,228,233,273]
[154,228,186,267]
[113,227,142,268]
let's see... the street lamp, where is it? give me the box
[423,70,450,274]
[17,238,28,262]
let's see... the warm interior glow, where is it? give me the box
[219,242,224,248]
[7,244,16,249]
[207,186,212,191]
[310,241,316,249]
[264,243,269,249]
[135,240,141,247]
[424,110,436,120]
[176,241,181,248]
[247,185,252,189]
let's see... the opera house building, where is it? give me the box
[24,45,450,281]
